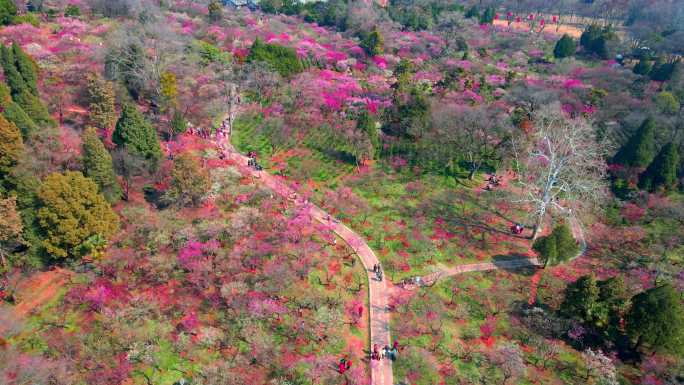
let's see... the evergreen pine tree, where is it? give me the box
[560,274,602,324]
[86,74,117,130]
[357,109,379,159]
[533,223,579,267]
[112,104,163,164]
[170,109,187,136]
[649,59,680,82]
[464,5,479,19]
[479,7,495,24]
[360,28,384,57]
[12,43,38,96]
[553,34,576,58]
[82,127,122,202]
[0,115,24,191]
[164,153,210,207]
[0,0,17,26]
[36,171,120,259]
[208,0,222,22]
[638,143,679,192]
[13,89,54,127]
[626,284,684,356]
[613,117,657,167]
[0,45,27,96]
[0,82,38,138]
[633,58,652,75]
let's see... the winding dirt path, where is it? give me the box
[218,141,394,385]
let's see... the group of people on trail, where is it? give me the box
[247,151,263,171]
[370,340,399,361]
[399,275,424,288]
[372,264,383,282]
[510,223,524,235]
[338,357,352,374]
[187,126,213,139]
[484,174,502,191]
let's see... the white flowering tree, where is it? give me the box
[512,103,609,239]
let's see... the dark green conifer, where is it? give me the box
[82,127,122,202]
[613,118,656,167]
[638,143,679,192]
[112,104,163,163]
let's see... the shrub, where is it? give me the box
[632,58,652,75]
[11,13,40,26]
[36,171,119,259]
[195,41,232,66]
[553,34,576,58]
[580,25,618,59]
[360,28,384,57]
[654,91,680,115]
[64,4,81,17]
[464,5,479,19]
[649,58,680,82]
[246,38,303,77]
[479,7,495,24]
[164,153,210,207]
[533,223,578,267]
[208,0,222,21]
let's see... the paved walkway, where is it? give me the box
[218,141,394,385]
[411,211,587,288]
[216,137,588,385]
[415,257,541,287]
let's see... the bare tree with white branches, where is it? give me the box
[512,103,610,239]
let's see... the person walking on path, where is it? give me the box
[338,358,347,374]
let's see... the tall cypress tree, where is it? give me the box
[0,0,17,26]
[82,127,122,202]
[86,74,117,130]
[112,104,162,163]
[13,89,54,127]
[613,118,657,167]
[11,43,38,96]
[0,45,27,96]
[0,82,37,138]
[0,115,24,191]
[638,143,679,192]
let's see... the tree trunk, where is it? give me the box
[531,204,546,240]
